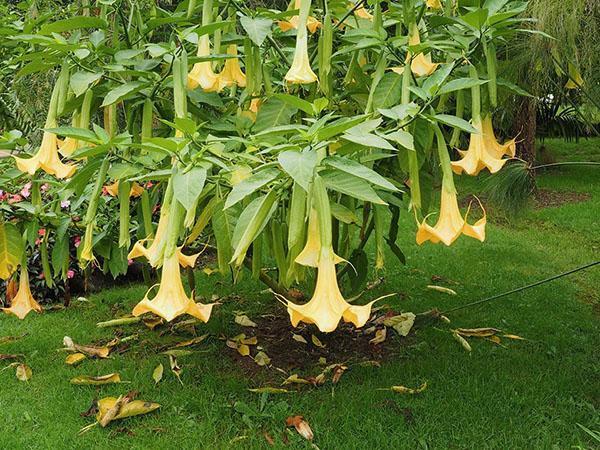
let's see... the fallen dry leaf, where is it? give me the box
[286,415,314,441]
[169,355,183,385]
[153,363,164,384]
[0,354,19,361]
[503,334,526,340]
[70,373,122,385]
[292,334,307,344]
[390,382,427,394]
[453,331,472,352]
[487,335,502,345]
[63,336,110,358]
[264,432,275,446]
[254,351,271,366]
[65,353,87,366]
[96,395,160,427]
[383,312,416,337]
[427,285,457,295]
[369,328,387,345]
[282,374,311,386]
[332,365,348,384]
[248,387,290,394]
[142,316,164,330]
[235,314,257,327]
[15,363,32,382]
[311,335,325,348]
[237,344,250,357]
[455,327,500,338]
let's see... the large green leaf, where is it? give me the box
[225,167,280,209]
[101,82,146,107]
[240,16,273,47]
[70,71,103,97]
[321,170,386,204]
[39,17,108,35]
[278,150,317,191]
[433,114,479,133]
[324,156,397,191]
[253,99,298,132]
[0,220,24,280]
[372,72,403,110]
[173,167,207,212]
[438,78,488,95]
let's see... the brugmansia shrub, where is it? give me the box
[0,0,533,331]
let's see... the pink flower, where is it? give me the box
[145,181,154,189]
[128,259,134,266]
[38,229,46,237]
[74,236,81,248]
[8,194,23,204]
[67,269,75,279]
[40,183,50,192]
[20,182,31,198]
[61,200,71,209]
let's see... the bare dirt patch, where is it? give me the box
[533,189,591,208]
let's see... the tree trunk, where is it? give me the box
[512,97,537,164]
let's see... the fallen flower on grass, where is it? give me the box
[455,327,500,337]
[15,363,32,381]
[65,353,87,366]
[369,328,387,345]
[63,336,111,358]
[70,373,122,386]
[427,285,457,295]
[96,395,160,427]
[286,415,314,441]
[331,364,348,384]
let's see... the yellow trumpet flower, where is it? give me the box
[79,223,95,265]
[2,267,42,320]
[217,44,247,90]
[132,252,214,322]
[58,137,79,157]
[14,131,76,179]
[105,181,145,198]
[188,35,220,92]
[416,186,486,246]
[392,24,438,77]
[353,2,373,20]
[451,116,514,176]
[295,209,343,268]
[287,247,375,333]
[279,0,321,33]
[426,0,443,9]
[285,0,318,84]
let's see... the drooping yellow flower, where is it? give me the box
[14,131,76,179]
[278,0,321,33]
[392,24,438,77]
[416,186,486,246]
[58,137,79,157]
[288,247,375,333]
[217,44,247,90]
[188,35,220,92]
[79,223,95,265]
[295,209,343,268]
[426,0,443,9]
[132,252,214,322]
[105,180,145,198]
[451,116,514,176]
[353,2,373,20]
[285,0,318,84]
[2,267,42,320]
[128,202,199,269]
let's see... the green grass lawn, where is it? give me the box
[1,138,598,449]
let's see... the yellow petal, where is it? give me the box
[188,36,220,92]
[2,268,42,320]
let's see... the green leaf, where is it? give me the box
[173,167,207,212]
[240,16,273,47]
[70,71,103,97]
[46,127,99,143]
[39,17,108,35]
[225,167,280,209]
[330,202,358,224]
[386,130,415,151]
[461,8,489,29]
[211,200,234,276]
[438,78,488,95]
[0,220,24,280]
[321,170,386,204]
[372,72,403,110]
[101,82,146,107]
[433,114,478,133]
[278,150,317,191]
[253,98,298,132]
[496,78,533,97]
[324,156,397,191]
[341,132,395,151]
[272,94,314,116]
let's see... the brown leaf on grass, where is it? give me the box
[70,373,122,385]
[282,374,311,386]
[263,432,275,446]
[0,354,19,360]
[311,334,325,348]
[503,334,526,340]
[96,395,160,427]
[237,344,250,357]
[65,353,87,366]
[487,335,502,345]
[63,336,110,358]
[235,314,257,327]
[152,363,163,384]
[427,285,457,295]
[254,351,271,366]
[455,328,500,338]
[332,365,348,384]
[169,355,183,385]
[390,382,427,394]
[172,334,208,348]
[453,331,472,352]
[369,328,387,345]
[15,363,32,381]
[285,416,314,441]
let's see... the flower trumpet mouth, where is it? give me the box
[105,181,145,198]
[279,0,321,33]
[2,268,43,320]
[14,131,76,179]
[416,188,486,246]
[217,44,247,90]
[287,248,375,333]
[132,253,214,322]
[391,25,438,77]
[451,116,515,176]
[188,36,220,92]
[284,0,318,84]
